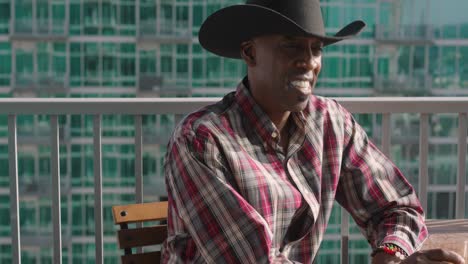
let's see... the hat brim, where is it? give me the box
[198,4,366,59]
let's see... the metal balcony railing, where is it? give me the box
[0,97,467,264]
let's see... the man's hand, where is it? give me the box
[401,249,465,264]
[372,249,465,264]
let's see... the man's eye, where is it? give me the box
[284,43,301,49]
[311,47,323,56]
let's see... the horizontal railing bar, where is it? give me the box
[1,97,468,114]
[0,98,219,115]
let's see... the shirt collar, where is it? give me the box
[234,77,310,148]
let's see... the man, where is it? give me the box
[162,0,465,263]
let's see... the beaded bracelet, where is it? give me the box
[377,243,408,260]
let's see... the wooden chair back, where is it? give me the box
[112,201,168,264]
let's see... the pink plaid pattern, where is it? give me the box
[161,79,428,263]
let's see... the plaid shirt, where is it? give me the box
[162,79,428,263]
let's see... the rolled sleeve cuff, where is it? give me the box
[375,234,418,256]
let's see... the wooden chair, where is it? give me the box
[112,201,168,264]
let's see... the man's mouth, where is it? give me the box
[288,78,313,95]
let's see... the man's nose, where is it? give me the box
[295,53,320,70]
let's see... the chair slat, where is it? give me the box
[121,251,161,264]
[118,225,168,249]
[113,201,168,224]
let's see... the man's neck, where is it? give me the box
[269,111,290,133]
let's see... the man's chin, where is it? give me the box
[289,98,310,112]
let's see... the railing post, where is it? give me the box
[340,209,349,264]
[134,115,144,254]
[135,115,143,204]
[456,113,467,219]
[50,115,62,264]
[381,113,391,157]
[93,115,103,264]
[419,114,429,213]
[8,115,21,264]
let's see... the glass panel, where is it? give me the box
[139,0,156,35]
[0,2,10,34]
[69,3,81,35]
[84,43,99,85]
[460,47,468,88]
[440,46,457,88]
[70,43,81,87]
[175,5,189,35]
[16,50,34,87]
[36,0,49,34]
[120,44,135,86]
[0,43,10,86]
[37,43,50,76]
[102,43,118,86]
[102,2,116,35]
[52,2,65,34]
[15,0,33,33]
[84,2,99,35]
[160,2,173,35]
[139,50,157,74]
[119,1,135,35]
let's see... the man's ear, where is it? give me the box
[240,41,256,66]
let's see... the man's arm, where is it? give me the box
[334,103,427,256]
[334,104,465,263]
[164,131,277,263]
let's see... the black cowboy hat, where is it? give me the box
[198,0,366,59]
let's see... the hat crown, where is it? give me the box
[245,0,325,35]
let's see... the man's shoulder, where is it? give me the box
[172,92,236,141]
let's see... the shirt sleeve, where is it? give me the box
[164,128,286,263]
[334,103,428,256]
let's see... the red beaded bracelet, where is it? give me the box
[377,243,407,260]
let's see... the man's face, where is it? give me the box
[246,35,323,113]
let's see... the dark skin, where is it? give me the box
[240,35,322,153]
[240,34,465,264]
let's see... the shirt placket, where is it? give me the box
[280,116,321,254]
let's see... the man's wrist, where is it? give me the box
[371,251,403,264]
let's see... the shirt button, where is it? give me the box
[271,131,278,138]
